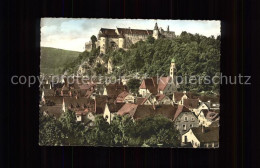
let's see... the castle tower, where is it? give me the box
[118,34,125,48]
[153,22,159,40]
[99,33,107,54]
[167,25,169,32]
[170,58,176,79]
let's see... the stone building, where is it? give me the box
[92,23,176,54]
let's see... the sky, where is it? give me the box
[41,18,220,52]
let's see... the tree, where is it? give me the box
[85,115,112,146]
[126,78,141,95]
[91,35,97,50]
[147,35,155,44]
[135,115,180,147]
[39,113,65,146]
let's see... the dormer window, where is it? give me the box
[184,117,188,121]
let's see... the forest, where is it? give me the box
[63,32,220,93]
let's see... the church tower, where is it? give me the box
[153,22,159,39]
[170,58,176,79]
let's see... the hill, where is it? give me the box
[40,47,80,74]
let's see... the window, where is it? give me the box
[184,117,188,121]
[183,124,186,131]
[190,124,193,128]
[192,117,194,121]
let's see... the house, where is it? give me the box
[103,82,127,99]
[103,103,125,124]
[41,89,55,102]
[62,97,96,113]
[183,98,200,110]
[181,126,219,148]
[135,97,146,105]
[173,105,200,134]
[95,95,108,114]
[157,77,176,96]
[172,91,200,105]
[139,76,177,97]
[116,91,135,103]
[117,103,138,117]
[193,102,210,116]
[199,95,220,110]
[198,109,220,127]
[156,94,173,105]
[75,111,95,125]
[43,96,63,106]
[138,77,158,97]
[40,105,63,119]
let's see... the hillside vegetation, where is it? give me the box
[40,47,80,74]
[63,32,220,93]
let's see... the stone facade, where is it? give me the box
[174,111,199,134]
[91,23,176,54]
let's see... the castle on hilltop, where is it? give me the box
[85,23,176,54]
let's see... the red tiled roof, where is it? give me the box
[173,92,184,102]
[116,91,130,103]
[139,78,158,95]
[117,28,153,35]
[183,99,199,109]
[95,95,108,114]
[158,77,171,91]
[191,127,219,143]
[107,103,125,113]
[40,105,63,118]
[136,97,146,105]
[173,105,191,120]
[133,105,156,120]
[105,83,127,98]
[117,103,138,116]
[44,96,63,105]
[199,95,219,103]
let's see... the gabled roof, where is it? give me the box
[42,89,55,97]
[191,127,219,143]
[199,95,219,103]
[158,77,171,91]
[116,91,130,102]
[139,78,158,95]
[133,105,156,120]
[117,28,153,35]
[117,103,138,116]
[156,105,178,120]
[40,105,63,118]
[183,99,199,109]
[44,96,63,105]
[105,83,127,98]
[107,103,125,113]
[95,95,108,114]
[201,110,219,121]
[173,105,191,120]
[64,97,95,111]
[136,97,146,105]
[173,92,184,102]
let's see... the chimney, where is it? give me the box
[201,125,205,133]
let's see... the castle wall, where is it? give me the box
[124,34,149,48]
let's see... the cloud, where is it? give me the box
[41,18,220,52]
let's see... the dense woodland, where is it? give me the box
[39,110,180,147]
